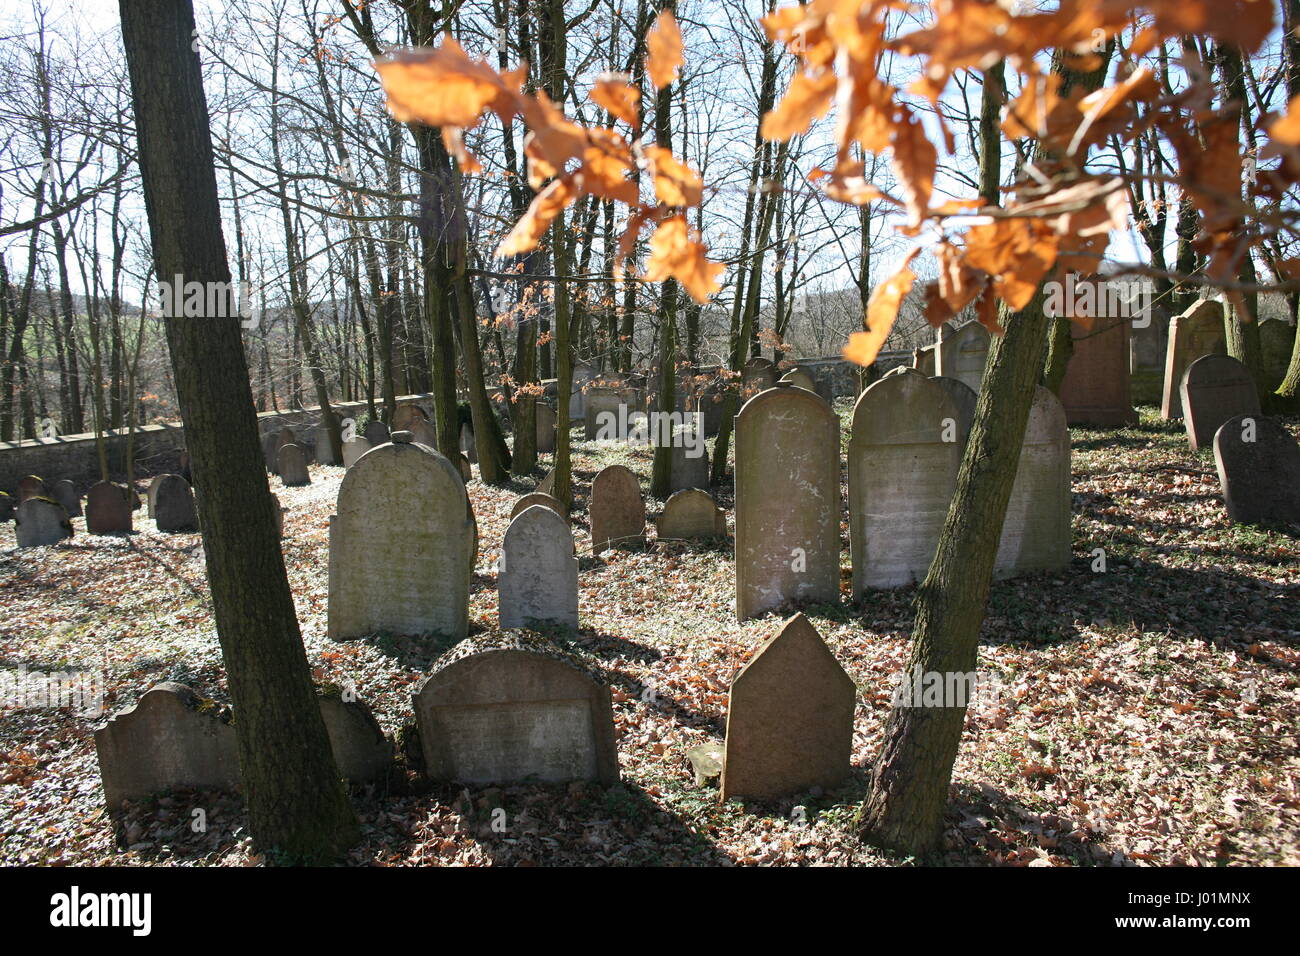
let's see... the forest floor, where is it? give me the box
[1,406,1298,866]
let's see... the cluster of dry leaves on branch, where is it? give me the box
[381,0,1300,370]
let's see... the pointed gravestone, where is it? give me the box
[327,431,473,641]
[51,479,82,518]
[850,370,964,593]
[154,475,199,532]
[413,631,618,785]
[509,491,568,523]
[15,497,73,546]
[590,464,645,554]
[1161,299,1226,419]
[1059,316,1138,426]
[500,505,578,631]
[994,386,1072,576]
[342,437,371,468]
[1181,354,1260,452]
[18,475,47,502]
[656,489,726,541]
[1213,414,1300,526]
[536,403,557,454]
[277,443,311,487]
[720,613,855,802]
[935,321,991,394]
[85,481,132,534]
[318,693,392,783]
[735,384,840,620]
[363,419,390,447]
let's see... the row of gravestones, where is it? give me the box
[3,474,202,546]
[94,610,855,809]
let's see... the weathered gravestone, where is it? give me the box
[0,491,14,522]
[342,437,371,468]
[408,417,439,450]
[1161,299,1226,419]
[18,475,47,502]
[590,464,645,554]
[276,443,311,487]
[327,432,473,641]
[363,419,390,447]
[154,475,199,533]
[509,491,568,522]
[850,370,964,593]
[695,379,728,438]
[536,402,557,453]
[460,423,477,464]
[262,428,296,474]
[1213,414,1300,526]
[314,423,341,466]
[537,468,557,498]
[720,613,855,802]
[413,631,619,785]
[734,384,840,620]
[1181,354,1260,452]
[500,505,578,632]
[935,321,991,394]
[742,357,777,399]
[657,489,727,540]
[778,367,817,393]
[585,386,637,440]
[913,342,937,376]
[929,374,977,439]
[1059,316,1138,426]
[668,425,710,492]
[569,363,597,420]
[94,682,239,809]
[15,497,73,546]
[318,693,393,783]
[51,479,82,518]
[85,481,132,534]
[456,452,473,483]
[391,403,428,432]
[146,475,166,518]
[994,386,1072,576]
[1259,318,1296,390]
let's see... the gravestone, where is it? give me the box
[656,489,726,540]
[408,417,439,449]
[94,682,240,809]
[1059,317,1138,425]
[850,370,964,593]
[460,423,477,464]
[413,631,618,785]
[509,492,568,522]
[262,428,296,474]
[590,464,645,554]
[342,437,371,468]
[1161,299,1226,419]
[154,475,199,533]
[935,321,991,394]
[85,481,132,534]
[500,505,578,631]
[277,443,311,487]
[51,479,82,518]
[1129,312,1169,405]
[536,403,557,453]
[456,453,473,483]
[537,468,557,498]
[363,420,390,447]
[391,403,428,432]
[15,497,73,547]
[742,357,777,399]
[720,613,855,801]
[314,424,341,466]
[318,694,392,783]
[778,367,817,393]
[327,432,473,641]
[734,384,840,620]
[929,374,977,440]
[0,491,14,522]
[569,363,598,420]
[17,475,47,502]
[913,342,937,376]
[1259,318,1296,391]
[146,475,166,518]
[668,426,710,492]
[585,386,636,440]
[1213,414,1300,525]
[1181,354,1261,451]
[994,386,1072,576]
[695,379,728,438]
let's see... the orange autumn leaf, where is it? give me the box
[496,175,578,257]
[647,10,684,90]
[374,40,522,129]
[581,129,640,205]
[643,214,723,303]
[761,70,836,141]
[646,145,703,207]
[1270,95,1300,146]
[521,91,587,189]
[844,249,921,368]
[891,105,936,228]
[591,73,641,129]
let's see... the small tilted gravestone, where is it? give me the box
[590,464,645,554]
[317,693,393,784]
[153,475,199,533]
[18,474,48,502]
[1213,414,1300,526]
[15,497,73,547]
[363,419,390,447]
[1161,299,1226,419]
[499,504,578,632]
[51,479,82,518]
[1180,354,1261,452]
[413,631,618,786]
[720,613,856,802]
[509,491,568,522]
[85,481,132,535]
[342,437,371,468]
[536,403,557,453]
[657,489,726,541]
[276,443,311,487]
